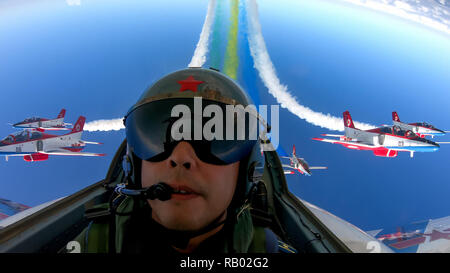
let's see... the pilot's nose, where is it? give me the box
[167,142,198,170]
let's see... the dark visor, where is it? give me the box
[125,98,258,165]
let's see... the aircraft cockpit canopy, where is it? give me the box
[387,126,418,139]
[418,122,434,129]
[404,130,417,139]
[0,135,15,146]
[0,131,42,146]
[23,117,40,123]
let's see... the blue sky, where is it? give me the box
[256,0,450,230]
[0,0,449,235]
[0,0,207,206]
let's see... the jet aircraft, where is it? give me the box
[12,109,72,131]
[0,116,104,161]
[280,145,327,176]
[369,216,450,253]
[392,111,446,138]
[313,111,440,158]
[0,139,394,253]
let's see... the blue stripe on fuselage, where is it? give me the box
[0,151,31,156]
[385,146,439,152]
[426,132,445,136]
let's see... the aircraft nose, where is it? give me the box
[431,142,440,151]
[423,139,439,150]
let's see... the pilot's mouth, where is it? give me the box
[170,186,200,199]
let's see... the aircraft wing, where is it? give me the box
[281,164,296,174]
[39,127,70,131]
[312,137,375,149]
[42,151,105,157]
[312,137,341,144]
[20,126,70,131]
[321,134,344,138]
[309,166,328,170]
[2,153,30,157]
[81,141,103,145]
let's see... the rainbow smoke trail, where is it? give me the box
[223,0,240,80]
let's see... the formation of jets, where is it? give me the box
[313,111,445,158]
[1,109,105,162]
[282,110,447,175]
[367,215,450,253]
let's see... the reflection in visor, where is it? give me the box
[125,98,259,165]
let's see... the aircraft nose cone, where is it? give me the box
[431,142,440,151]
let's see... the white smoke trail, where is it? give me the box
[188,0,217,67]
[245,0,375,132]
[84,118,124,132]
[83,1,217,133]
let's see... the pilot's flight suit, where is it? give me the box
[73,195,296,253]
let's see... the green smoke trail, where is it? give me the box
[223,0,239,80]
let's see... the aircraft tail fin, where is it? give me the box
[57,109,66,119]
[293,144,296,156]
[343,111,355,129]
[69,116,86,135]
[392,111,400,122]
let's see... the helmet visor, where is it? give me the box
[125,98,258,165]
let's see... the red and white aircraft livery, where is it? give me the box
[392,111,446,138]
[0,116,104,162]
[281,145,327,176]
[368,216,450,253]
[313,111,440,158]
[12,109,72,131]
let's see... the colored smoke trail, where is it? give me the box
[84,118,124,132]
[188,0,217,68]
[245,0,375,132]
[209,0,225,70]
[223,0,240,80]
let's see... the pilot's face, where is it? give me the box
[141,141,239,231]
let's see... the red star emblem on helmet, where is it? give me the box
[177,76,204,92]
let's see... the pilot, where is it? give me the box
[74,67,296,254]
[393,125,401,135]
